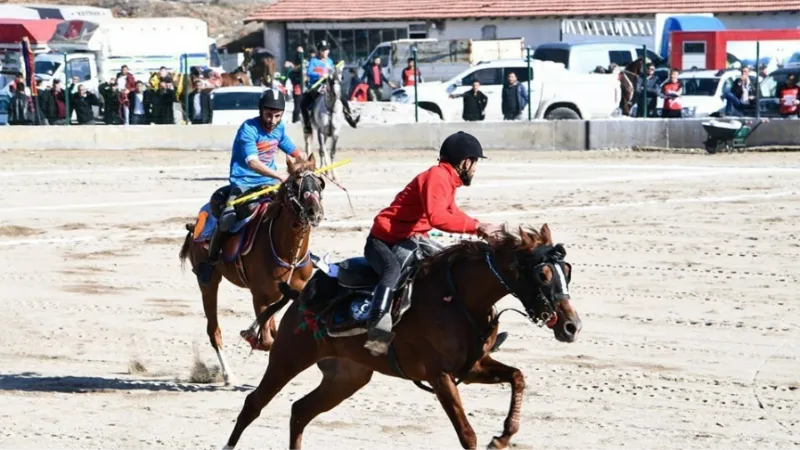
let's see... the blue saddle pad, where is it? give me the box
[192,201,265,243]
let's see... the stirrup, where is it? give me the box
[364,327,395,356]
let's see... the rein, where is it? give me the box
[396,248,566,394]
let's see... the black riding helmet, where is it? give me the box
[259,88,286,111]
[439,131,486,165]
[317,40,329,51]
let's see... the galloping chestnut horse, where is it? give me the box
[619,57,650,116]
[179,155,326,386]
[220,224,582,449]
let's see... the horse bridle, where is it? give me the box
[282,169,325,225]
[485,243,572,328]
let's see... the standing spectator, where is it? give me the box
[7,80,33,125]
[72,84,100,124]
[777,74,799,119]
[127,81,149,125]
[450,78,487,121]
[636,63,660,117]
[400,58,422,87]
[730,66,755,114]
[50,79,67,125]
[501,71,528,120]
[660,68,683,119]
[117,65,136,92]
[362,56,396,101]
[188,79,212,124]
[98,76,115,121]
[758,64,768,81]
[151,80,176,124]
[101,80,123,125]
[68,76,80,95]
[287,59,304,123]
[35,78,55,125]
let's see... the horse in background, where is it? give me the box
[618,57,650,116]
[304,62,345,182]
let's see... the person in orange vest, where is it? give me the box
[778,74,799,119]
[400,58,422,86]
[660,68,683,119]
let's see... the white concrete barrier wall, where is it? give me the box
[0,119,797,152]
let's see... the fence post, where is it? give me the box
[755,41,761,120]
[412,45,418,123]
[183,54,189,125]
[526,46,532,121]
[299,49,306,93]
[642,45,647,118]
[64,53,70,126]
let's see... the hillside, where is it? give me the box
[5,0,271,44]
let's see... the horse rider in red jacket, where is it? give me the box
[362,131,507,356]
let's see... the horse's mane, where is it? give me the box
[418,224,545,276]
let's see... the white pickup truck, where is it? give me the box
[391,59,620,121]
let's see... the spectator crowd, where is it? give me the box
[5,64,213,126]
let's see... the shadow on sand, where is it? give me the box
[0,372,252,394]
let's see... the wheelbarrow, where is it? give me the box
[701,118,767,154]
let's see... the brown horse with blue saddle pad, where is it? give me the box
[219,224,582,449]
[178,155,326,386]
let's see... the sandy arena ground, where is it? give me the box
[0,148,799,450]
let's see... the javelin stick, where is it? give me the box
[227,158,352,207]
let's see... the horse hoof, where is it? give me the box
[487,437,507,449]
[223,375,239,387]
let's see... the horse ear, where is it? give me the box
[286,155,297,173]
[539,223,552,244]
[307,152,317,168]
[518,226,531,246]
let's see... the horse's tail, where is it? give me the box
[252,282,300,331]
[178,224,194,272]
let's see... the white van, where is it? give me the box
[532,42,665,74]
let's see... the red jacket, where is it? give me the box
[369,162,480,245]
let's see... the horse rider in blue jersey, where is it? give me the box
[300,40,360,134]
[193,88,307,286]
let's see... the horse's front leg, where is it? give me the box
[316,129,328,169]
[462,355,525,449]
[430,371,478,449]
[329,134,339,181]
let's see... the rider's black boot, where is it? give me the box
[343,105,360,128]
[363,285,395,356]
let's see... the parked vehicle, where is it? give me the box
[359,38,525,86]
[533,42,665,74]
[210,86,293,126]
[391,58,620,121]
[35,18,217,95]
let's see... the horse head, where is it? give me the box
[325,64,343,102]
[281,154,326,227]
[489,224,582,343]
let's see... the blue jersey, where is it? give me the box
[307,57,334,87]
[229,118,296,188]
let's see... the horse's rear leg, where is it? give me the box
[222,307,320,449]
[199,269,238,386]
[462,356,525,449]
[289,358,373,449]
[316,130,329,170]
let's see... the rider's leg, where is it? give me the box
[363,235,402,356]
[300,90,317,134]
[339,96,360,128]
[194,188,241,286]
